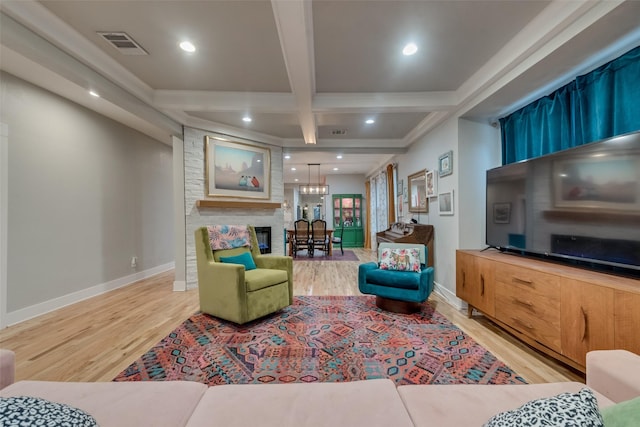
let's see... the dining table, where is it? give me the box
[286,229,333,257]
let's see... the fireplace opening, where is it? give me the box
[254,227,272,254]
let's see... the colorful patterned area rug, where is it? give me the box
[114,296,526,386]
[293,249,359,261]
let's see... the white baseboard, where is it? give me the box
[173,280,186,292]
[433,281,467,311]
[4,262,174,327]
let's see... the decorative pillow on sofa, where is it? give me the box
[379,248,421,272]
[483,388,603,427]
[0,396,98,426]
[219,252,257,270]
[599,396,640,427]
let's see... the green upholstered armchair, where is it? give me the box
[194,225,293,324]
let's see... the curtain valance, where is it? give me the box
[500,45,640,164]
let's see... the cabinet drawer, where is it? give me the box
[495,282,561,352]
[496,263,560,294]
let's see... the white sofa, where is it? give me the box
[1,349,639,426]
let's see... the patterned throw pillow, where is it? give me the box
[483,388,604,427]
[379,248,421,272]
[0,396,98,426]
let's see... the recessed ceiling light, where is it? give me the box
[294,178,299,182]
[242,116,252,123]
[333,167,339,171]
[402,42,418,56]
[336,155,343,159]
[89,90,100,97]
[291,167,296,171]
[284,155,291,159]
[179,41,196,53]
[365,119,375,124]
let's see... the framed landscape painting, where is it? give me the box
[205,136,271,199]
[553,156,639,211]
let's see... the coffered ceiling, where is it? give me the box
[1,0,639,183]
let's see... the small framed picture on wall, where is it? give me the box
[438,150,453,177]
[438,190,454,215]
[426,170,437,197]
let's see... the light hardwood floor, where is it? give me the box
[0,248,583,384]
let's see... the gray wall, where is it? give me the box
[1,71,174,321]
[326,174,366,228]
[183,127,285,289]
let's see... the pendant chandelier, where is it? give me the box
[299,163,329,195]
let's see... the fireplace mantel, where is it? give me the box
[196,200,281,209]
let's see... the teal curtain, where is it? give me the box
[574,46,640,145]
[500,45,640,164]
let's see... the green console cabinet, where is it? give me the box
[332,194,363,247]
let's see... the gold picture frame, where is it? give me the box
[408,169,428,213]
[205,136,271,199]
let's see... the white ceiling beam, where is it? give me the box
[281,138,407,151]
[184,116,285,147]
[153,90,296,113]
[0,13,181,140]
[314,92,457,113]
[271,0,317,144]
[0,0,155,105]
[1,45,175,145]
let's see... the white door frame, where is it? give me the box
[172,136,186,291]
[1,122,8,329]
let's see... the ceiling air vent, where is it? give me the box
[97,32,148,55]
[331,129,348,136]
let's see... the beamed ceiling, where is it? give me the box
[1,0,639,183]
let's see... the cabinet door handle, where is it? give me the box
[480,274,485,296]
[513,277,533,286]
[580,306,588,342]
[513,298,535,310]
[462,271,466,289]
[511,317,534,331]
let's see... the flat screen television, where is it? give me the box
[486,130,640,278]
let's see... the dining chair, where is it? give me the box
[293,219,312,258]
[311,219,328,256]
[331,224,344,255]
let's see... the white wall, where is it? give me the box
[1,71,175,325]
[183,127,285,289]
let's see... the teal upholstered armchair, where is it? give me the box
[194,225,293,324]
[358,243,434,313]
